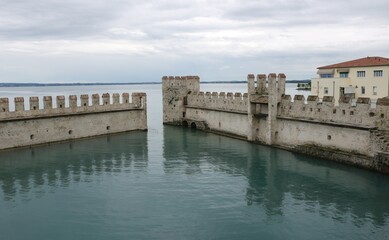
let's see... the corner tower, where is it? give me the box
[162,76,200,125]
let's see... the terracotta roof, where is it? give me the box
[318,56,389,69]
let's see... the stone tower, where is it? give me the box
[162,76,200,125]
[247,73,286,144]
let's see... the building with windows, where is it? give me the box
[311,56,389,104]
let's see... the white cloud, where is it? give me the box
[108,28,147,38]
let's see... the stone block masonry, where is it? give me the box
[0,92,147,150]
[163,74,389,174]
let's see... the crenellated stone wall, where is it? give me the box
[0,92,147,150]
[186,91,248,113]
[279,94,387,128]
[162,74,389,173]
[163,76,249,138]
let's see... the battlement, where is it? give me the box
[162,76,200,81]
[0,92,146,120]
[187,91,248,113]
[0,91,147,151]
[248,73,286,103]
[162,75,200,92]
[280,94,389,129]
[162,73,389,173]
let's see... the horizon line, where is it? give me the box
[0,79,310,87]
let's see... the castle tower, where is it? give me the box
[266,73,286,145]
[162,76,200,125]
[247,72,286,144]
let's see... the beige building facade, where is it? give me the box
[311,57,389,104]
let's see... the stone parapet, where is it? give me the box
[0,93,146,121]
[187,91,248,113]
[0,92,147,151]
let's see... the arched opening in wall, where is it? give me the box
[84,103,87,106]
[106,126,110,130]
[191,122,197,129]
[30,134,34,140]
[68,130,73,135]
[2,108,5,112]
[182,121,189,128]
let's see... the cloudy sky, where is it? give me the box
[0,0,388,83]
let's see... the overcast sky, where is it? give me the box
[0,0,388,83]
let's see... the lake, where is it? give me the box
[0,83,388,240]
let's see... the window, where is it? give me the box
[340,72,349,78]
[320,74,334,78]
[373,86,377,95]
[361,86,365,94]
[324,87,329,94]
[357,71,365,77]
[374,70,383,77]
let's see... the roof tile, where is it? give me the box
[318,56,389,69]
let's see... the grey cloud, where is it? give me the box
[223,0,389,27]
[0,0,136,39]
[0,0,388,83]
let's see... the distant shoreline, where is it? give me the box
[0,80,310,88]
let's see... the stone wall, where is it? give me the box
[279,95,387,127]
[162,76,200,124]
[163,76,249,138]
[185,108,248,138]
[187,91,248,113]
[0,92,147,150]
[162,74,389,173]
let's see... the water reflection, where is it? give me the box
[0,131,148,202]
[162,125,389,226]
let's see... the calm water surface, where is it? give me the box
[0,84,388,240]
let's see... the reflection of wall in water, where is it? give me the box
[0,131,148,202]
[162,125,389,226]
[162,126,255,175]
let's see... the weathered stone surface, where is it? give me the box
[0,93,147,150]
[162,73,389,174]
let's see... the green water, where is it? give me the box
[0,127,388,239]
[0,84,389,239]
